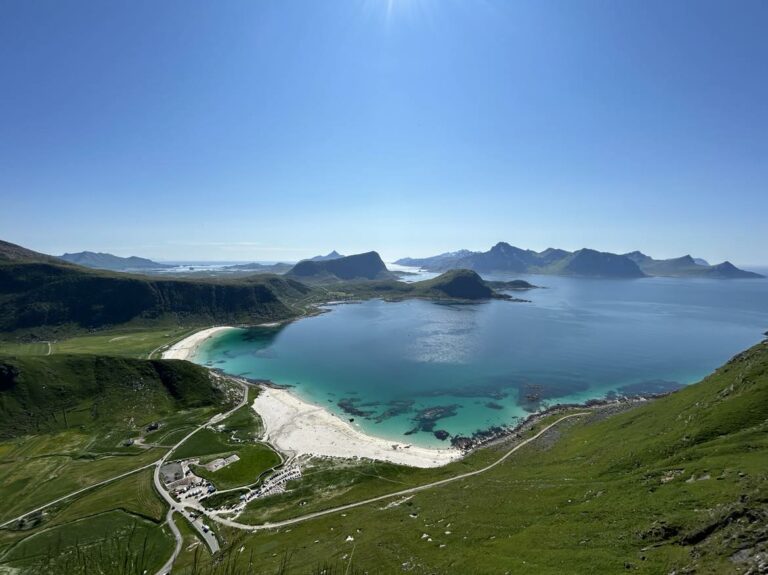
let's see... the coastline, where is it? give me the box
[162,326,463,468]
[161,326,237,360]
[162,327,666,469]
[253,385,462,468]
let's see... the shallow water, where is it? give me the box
[195,273,768,447]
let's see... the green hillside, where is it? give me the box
[0,239,318,335]
[0,260,315,334]
[0,240,65,265]
[0,354,222,439]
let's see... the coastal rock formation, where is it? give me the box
[417,269,495,299]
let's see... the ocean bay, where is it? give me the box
[195,273,768,448]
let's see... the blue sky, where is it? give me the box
[1,0,767,264]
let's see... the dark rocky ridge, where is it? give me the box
[58,251,171,271]
[287,251,394,281]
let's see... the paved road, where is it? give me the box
[201,412,588,532]
[0,461,156,529]
[152,381,250,574]
[156,508,183,575]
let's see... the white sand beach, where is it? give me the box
[162,326,236,360]
[253,385,463,468]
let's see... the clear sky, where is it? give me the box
[2,1,767,264]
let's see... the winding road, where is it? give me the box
[0,380,248,574]
[198,412,588,532]
[151,379,251,573]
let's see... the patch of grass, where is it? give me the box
[45,469,166,527]
[143,408,219,445]
[57,327,199,358]
[217,391,265,440]
[0,326,199,359]
[0,510,174,573]
[0,341,51,356]
[170,429,234,460]
[0,435,162,524]
[236,452,494,525]
[194,444,281,490]
[0,354,223,439]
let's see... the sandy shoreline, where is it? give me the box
[253,385,462,468]
[162,326,237,360]
[163,327,462,468]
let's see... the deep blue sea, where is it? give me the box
[194,271,768,447]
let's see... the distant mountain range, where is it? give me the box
[59,251,171,271]
[287,251,394,282]
[56,250,347,274]
[396,243,763,279]
[309,250,344,261]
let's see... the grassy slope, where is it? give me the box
[0,326,210,365]
[193,444,281,491]
[0,354,231,573]
[0,354,222,438]
[205,340,768,574]
[0,466,176,574]
[0,355,226,523]
[0,259,316,335]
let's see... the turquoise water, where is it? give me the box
[195,273,768,447]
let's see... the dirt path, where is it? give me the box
[0,461,157,529]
